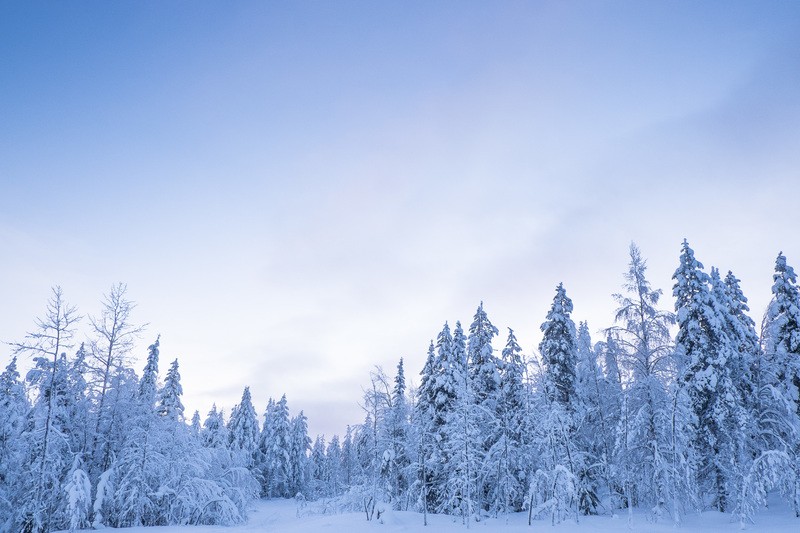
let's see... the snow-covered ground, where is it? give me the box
[59,494,798,532]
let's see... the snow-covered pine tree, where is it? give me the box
[764,252,800,413]
[266,394,293,497]
[61,455,92,532]
[708,267,752,514]
[468,302,501,407]
[426,323,460,510]
[257,397,276,496]
[202,404,228,448]
[763,252,800,516]
[157,358,185,421]
[413,341,437,516]
[310,435,327,498]
[540,283,578,409]
[342,424,357,491]
[571,322,602,515]
[64,344,93,461]
[672,240,747,513]
[0,357,29,530]
[228,386,260,469]
[138,336,160,410]
[289,411,311,497]
[491,328,528,515]
[384,358,411,509]
[327,434,345,497]
[442,320,481,523]
[529,283,583,523]
[467,303,503,515]
[190,410,202,437]
[111,344,164,527]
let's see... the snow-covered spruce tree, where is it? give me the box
[342,424,357,492]
[608,243,675,518]
[9,286,80,533]
[713,268,789,525]
[289,411,311,497]
[157,358,184,421]
[202,404,228,449]
[529,283,589,521]
[424,323,461,511]
[571,321,604,514]
[540,284,578,409]
[412,341,437,517]
[228,386,260,469]
[467,303,502,515]
[592,334,625,508]
[327,434,345,498]
[672,240,749,513]
[110,342,163,527]
[491,328,528,516]
[763,252,800,517]
[64,344,93,460]
[383,358,411,510]
[256,397,275,496]
[190,410,202,437]
[138,337,160,411]
[708,268,754,514]
[265,394,293,497]
[310,435,327,498]
[0,357,29,530]
[441,320,481,523]
[62,455,92,532]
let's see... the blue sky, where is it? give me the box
[2,1,799,438]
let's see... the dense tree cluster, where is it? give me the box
[0,285,310,532]
[313,242,800,527]
[2,242,800,530]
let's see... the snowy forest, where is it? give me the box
[2,240,800,532]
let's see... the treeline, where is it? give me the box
[2,240,800,531]
[301,241,800,527]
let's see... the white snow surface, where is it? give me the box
[54,494,799,532]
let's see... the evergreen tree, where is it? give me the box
[413,341,437,515]
[530,283,586,521]
[385,358,410,509]
[202,404,228,449]
[763,252,800,516]
[157,359,184,422]
[540,283,578,408]
[289,411,311,497]
[190,410,202,438]
[228,386,260,468]
[442,320,480,522]
[137,336,160,409]
[62,456,92,532]
[269,395,293,497]
[468,302,500,407]
[0,357,28,530]
[492,328,528,514]
[467,303,502,514]
[672,241,746,512]
[310,435,327,498]
[326,434,344,497]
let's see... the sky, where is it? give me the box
[1,1,799,440]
